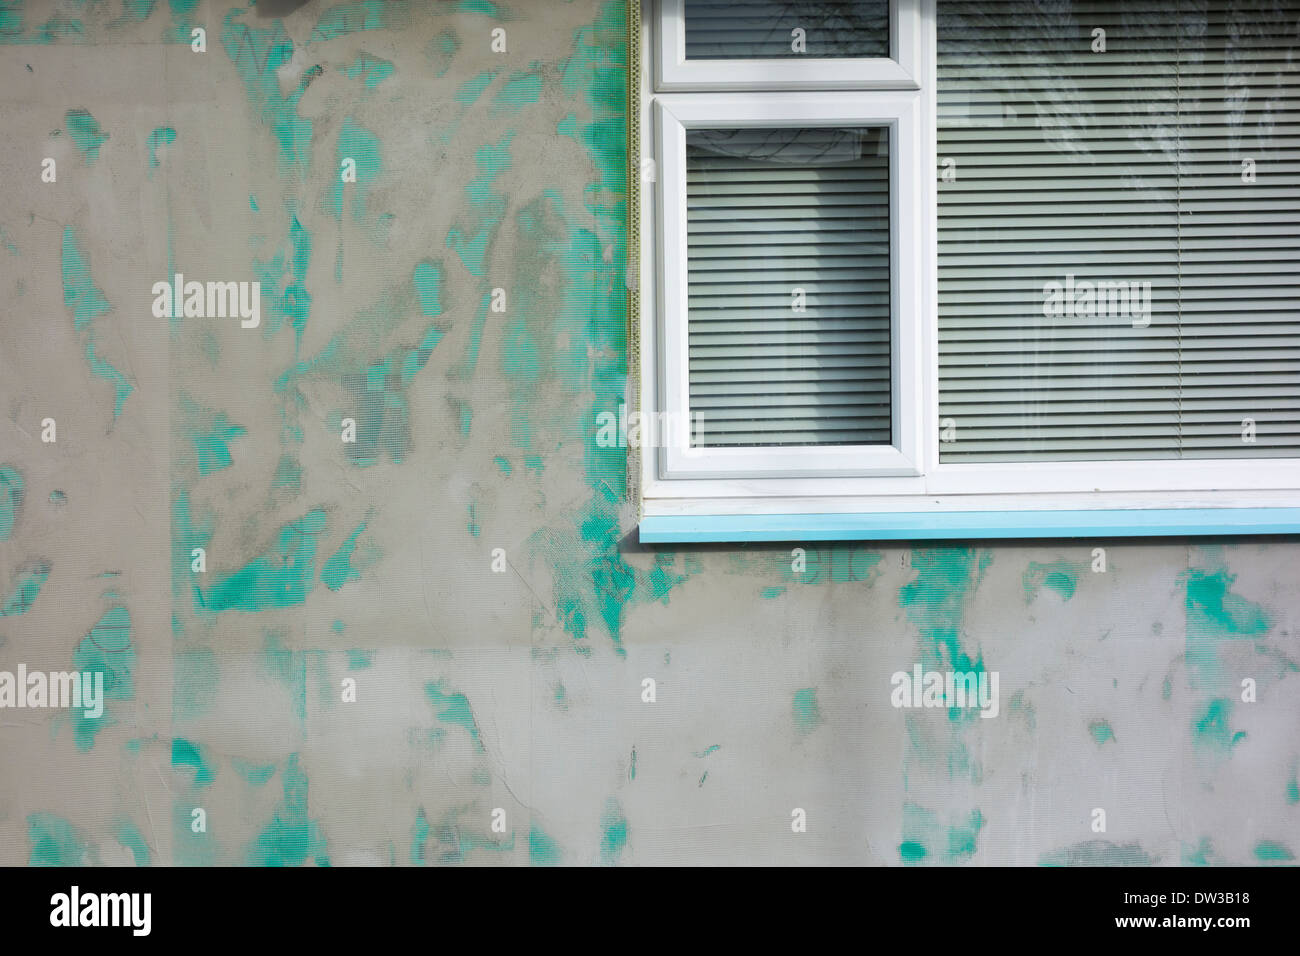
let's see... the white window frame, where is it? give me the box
[655,92,924,479]
[637,0,1300,523]
[655,0,920,91]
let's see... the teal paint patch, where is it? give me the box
[338,317,448,466]
[559,2,626,226]
[221,12,312,174]
[1254,840,1295,862]
[899,549,992,724]
[413,260,444,317]
[172,737,216,787]
[36,16,86,42]
[181,396,247,476]
[425,679,485,752]
[896,547,991,831]
[648,552,689,603]
[70,605,134,751]
[467,502,480,536]
[0,466,22,540]
[330,117,382,221]
[1182,837,1215,866]
[529,823,561,866]
[0,1,22,39]
[599,799,627,865]
[120,0,156,22]
[1088,719,1115,745]
[760,586,785,599]
[172,648,218,721]
[114,820,151,865]
[458,0,500,14]
[1192,697,1247,753]
[49,490,65,504]
[252,214,313,341]
[1181,558,1272,719]
[1023,560,1082,601]
[233,757,278,787]
[693,744,720,758]
[205,511,328,613]
[899,803,984,864]
[346,51,395,89]
[1040,840,1155,866]
[628,745,636,779]
[447,135,512,277]
[61,226,133,418]
[28,812,93,866]
[792,687,823,735]
[493,455,512,476]
[65,108,107,161]
[456,70,498,105]
[1287,767,1299,804]
[0,560,49,616]
[248,754,329,866]
[146,125,176,173]
[346,649,373,669]
[900,549,992,670]
[899,840,926,862]
[165,0,199,42]
[411,808,429,864]
[249,193,259,212]
[321,521,368,591]
[311,0,409,41]
[493,68,542,111]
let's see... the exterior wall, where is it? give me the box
[0,0,1296,866]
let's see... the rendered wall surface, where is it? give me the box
[0,0,1297,866]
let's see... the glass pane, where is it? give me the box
[937,0,1300,462]
[684,0,890,59]
[686,126,892,447]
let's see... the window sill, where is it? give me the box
[637,508,1300,543]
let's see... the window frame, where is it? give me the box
[654,91,925,479]
[635,0,1300,537]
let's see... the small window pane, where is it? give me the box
[686,126,892,447]
[684,1,890,59]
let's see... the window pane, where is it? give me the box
[686,126,892,447]
[684,0,890,59]
[937,0,1300,462]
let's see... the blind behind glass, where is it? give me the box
[686,126,892,447]
[937,0,1300,462]
[684,0,890,59]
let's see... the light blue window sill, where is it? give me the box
[638,509,1300,544]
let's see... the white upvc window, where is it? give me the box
[655,91,924,479]
[636,0,1300,539]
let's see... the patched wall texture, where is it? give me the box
[0,0,1296,866]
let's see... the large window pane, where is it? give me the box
[937,0,1300,461]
